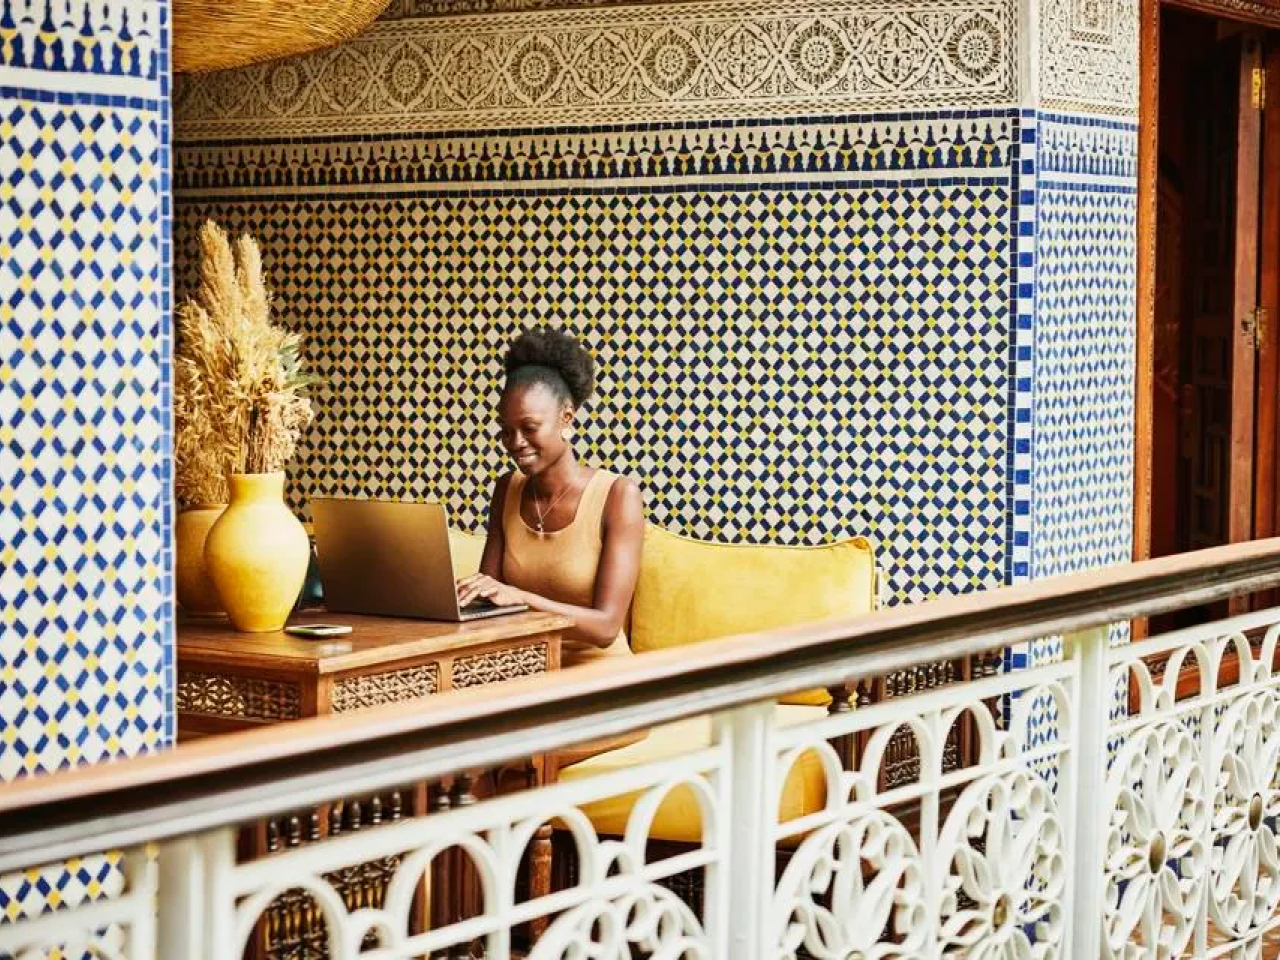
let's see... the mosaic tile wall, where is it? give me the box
[0,0,172,927]
[173,0,1139,611]
[176,122,1019,606]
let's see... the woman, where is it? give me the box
[456,327,644,667]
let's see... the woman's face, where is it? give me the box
[498,383,571,475]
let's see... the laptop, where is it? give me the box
[309,498,528,622]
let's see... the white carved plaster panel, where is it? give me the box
[1038,0,1139,115]
[175,0,1019,137]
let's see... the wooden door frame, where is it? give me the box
[1260,45,1280,544]
[1135,0,1280,572]
[1230,34,1264,545]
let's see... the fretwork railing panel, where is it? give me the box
[767,658,1073,957]
[1101,615,1280,958]
[222,744,728,958]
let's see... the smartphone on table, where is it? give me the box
[284,623,353,639]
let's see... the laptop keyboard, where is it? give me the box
[458,596,527,621]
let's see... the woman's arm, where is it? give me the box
[477,474,510,580]
[457,476,645,647]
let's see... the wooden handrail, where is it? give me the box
[2,538,1280,872]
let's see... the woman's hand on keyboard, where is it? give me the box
[456,573,527,609]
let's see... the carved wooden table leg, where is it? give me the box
[528,822,554,943]
[430,780,454,960]
[449,774,478,960]
[825,682,856,769]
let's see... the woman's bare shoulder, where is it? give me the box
[602,472,643,517]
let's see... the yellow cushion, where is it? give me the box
[448,528,486,579]
[558,704,827,844]
[629,527,877,705]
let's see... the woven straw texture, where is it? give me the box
[174,0,391,73]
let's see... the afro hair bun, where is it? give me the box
[504,326,595,408]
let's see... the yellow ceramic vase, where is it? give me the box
[203,472,309,633]
[174,505,226,615]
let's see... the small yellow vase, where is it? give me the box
[174,505,226,615]
[203,472,309,633]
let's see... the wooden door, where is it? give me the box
[1143,13,1280,635]
[1181,36,1261,556]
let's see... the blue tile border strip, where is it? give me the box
[1007,114,1036,592]
[0,83,158,110]
[157,0,175,749]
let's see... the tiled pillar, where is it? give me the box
[1011,1,1139,677]
[1027,0,1139,587]
[0,0,172,923]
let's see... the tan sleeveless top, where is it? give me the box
[502,469,632,668]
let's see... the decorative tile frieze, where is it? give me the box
[174,0,1018,138]
[0,0,160,80]
[1036,111,1138,180]
[175,113,1014,193]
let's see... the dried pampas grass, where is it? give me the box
[174,221,315,508]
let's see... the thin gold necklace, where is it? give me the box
[532,476,578,533]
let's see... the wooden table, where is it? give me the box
[175,610,567,735]
[175,609,569,958]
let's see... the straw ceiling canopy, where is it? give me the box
[173,0,392,74]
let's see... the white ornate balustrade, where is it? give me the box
[3,542,1280,958]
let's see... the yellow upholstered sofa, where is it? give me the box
[449,524,880,843]
[561,526,877,842]
[447,528,487,581]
